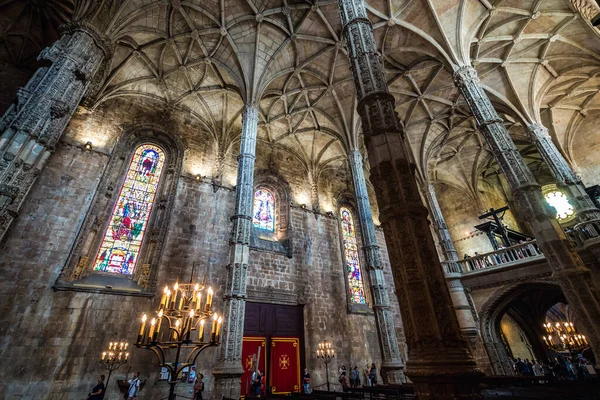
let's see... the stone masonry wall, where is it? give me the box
[0,102,406,399]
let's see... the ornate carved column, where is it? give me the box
[349,149,405,384]
[212,105,258,399]
[454,66,600,357]
[527,123,600,221]
[421,181,479,347]
[0,24,109,242]
[337,1,483,398]
[308,170,320,214]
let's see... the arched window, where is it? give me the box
[542,184,575,222]
[93,144,166,275]
[253,188,275,231]
[340,206,367,304]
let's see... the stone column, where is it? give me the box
[421,182,479,347]
[454,66,600,358]
[308,170,320,214]
[337,1,483,398]
[527,123,600,221]
[348,149,405,384]
[0,24,109,242]
[212,104,258,399]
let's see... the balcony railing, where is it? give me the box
[567,219,600,247]
[442,240,544,274]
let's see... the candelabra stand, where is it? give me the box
[100,341,129,399]
[316,341,335,391]
[542,320,588,353]
[135,281,222,400]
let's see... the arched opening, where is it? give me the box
[480,282,569,375]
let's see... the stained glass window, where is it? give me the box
[545,190,575,220]
[340,207,367,304]
[92,144,166,275]
[253,189,275,231]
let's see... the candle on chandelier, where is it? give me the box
[205,287,213,312]
[148,318,156,343]
[185,309,195,340]
[174,319,181,340]
[199,319,206,342]
[192,284,199,309]
[171,282,179,309]
[178,287,185,310]
[137,314,147,344]
[215,316,223,343]
[156,310,163,338]
[102,352,107,361]
[195,290,202,313]
[210,313,218,342]
[160,286,169,310]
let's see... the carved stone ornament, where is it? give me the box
[0,28,107,243]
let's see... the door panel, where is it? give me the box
[269,337,300,394]
[241,336,267,398]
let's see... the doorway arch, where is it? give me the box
[479,281,565,375]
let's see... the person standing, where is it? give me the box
[125,371,141,399]
[193,373,205,400]
[87,375,105,400]
[339,371,349,390]
[302,368,311,394]
[251,369,261,397]
[364,364,371,387]
[369,363,378,386]
[351,366,360,387]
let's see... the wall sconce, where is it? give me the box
[326,211,334,218]
[84,141,93,151]
[195,174,202,181]
[300,204,307,209]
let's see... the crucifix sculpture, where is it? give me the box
[478,206,511,248]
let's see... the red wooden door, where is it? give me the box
[269,337,300,394]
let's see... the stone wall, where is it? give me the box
[0,102,406,399]
[436,181,524,258]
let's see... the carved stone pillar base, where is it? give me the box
[380,361,405,384]
[406,349,483,399]
[212,361,244,400]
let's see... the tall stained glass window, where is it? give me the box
[253,189,275,231]
[340,207,367,304]
[92,144,166,275]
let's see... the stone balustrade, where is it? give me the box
[442,241,544,274]
[568,219,600,247]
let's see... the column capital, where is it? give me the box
[60,21,114,60]
[453,66,480,87]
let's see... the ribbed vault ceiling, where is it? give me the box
[2,0,600,197]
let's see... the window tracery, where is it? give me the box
[542,184,575,222]
[93,144,165,275]
[340,206,367,304]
